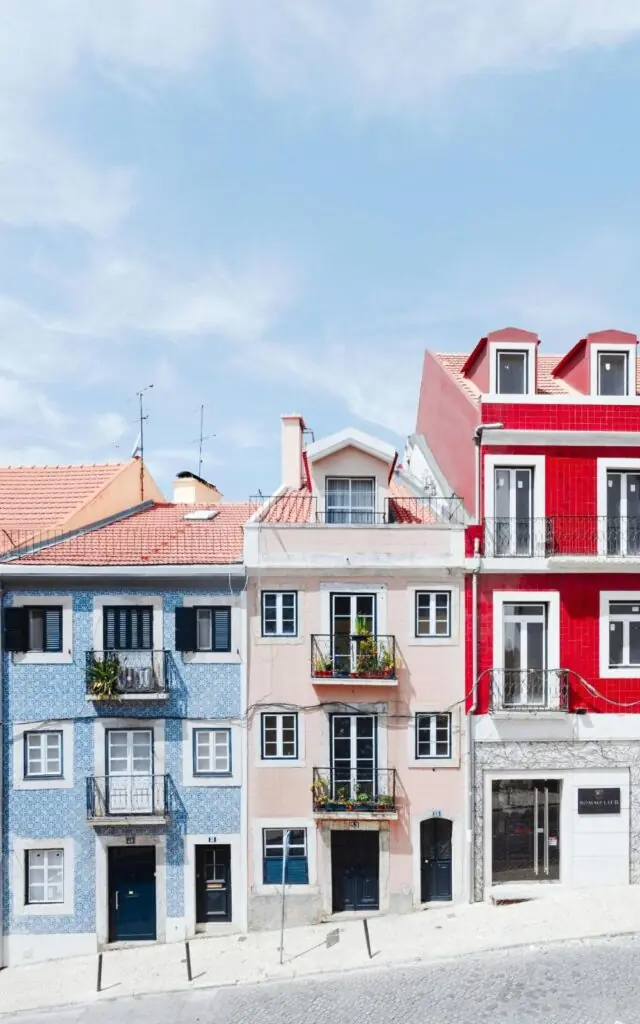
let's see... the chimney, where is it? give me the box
[173,471,223,505]
[281,414,305,489]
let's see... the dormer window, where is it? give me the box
[325,477,375,524]
[598,351,628,396]
[496,351,528,395]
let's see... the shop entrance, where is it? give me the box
[491,779,561,884]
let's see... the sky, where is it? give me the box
[4,1,640,499]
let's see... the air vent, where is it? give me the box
[183,510,219,521]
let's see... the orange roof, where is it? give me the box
[252,481,442,525]
[0,462,134,533]
[6,502,253,566]
[435,351,640,398]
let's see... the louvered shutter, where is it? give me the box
[44,608,62,652]
[213,607,231,652]
[175,608,197,652]
[138,607,153,650]
[286,857,309,884]
[4,608,28,652]
[104,608,117,651]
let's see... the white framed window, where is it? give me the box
[262,592,297,637]
[496,351,528,395]
[608,601,640,668]
[325,477,375,524]
[262,828,308,884]
[415,713,451,759]
[597,351,629,396]
[193,728,231,775]
[415,591,450,637]
[261,713,298,759]
[26,849,64,905]
[7,595,72,665]
[24,731,63,779]
[484,454,546,558]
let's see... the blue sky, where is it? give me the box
[3,2,640,499]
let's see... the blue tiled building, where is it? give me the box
[0,499,250,966]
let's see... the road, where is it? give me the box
[5,934,640,1024]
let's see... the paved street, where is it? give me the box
[6,934,640,1024]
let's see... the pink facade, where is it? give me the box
[244,421,468,928]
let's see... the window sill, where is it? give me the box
[182,652,240,665]
[13,652,73,665]
[258,759,305,769]
[256,635,303,645]
[406,636,457,647]
[15,777,73,791]
[408,758,460,770]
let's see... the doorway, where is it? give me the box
[331,593,376,675]
[331,714,376,801]
[494,467,533,556]
[108,846,157,942]
[420,818,453,902]
[331,830,379,912]
[491,779,561,884]
[106,729,154,815]
[195,844,232,924]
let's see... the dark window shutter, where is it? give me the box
[213,608,231,652]
[140,608,153,650]
[44,608,63,652]
[4,608,29,652]
[175,608,197,652]
[104,608,117,651]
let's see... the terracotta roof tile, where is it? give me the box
[434,352,578,397]
[7,502,253,566]
[0,462,132,533]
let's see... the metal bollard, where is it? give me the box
[185,940,193,982]
[97,952,103,993]
[363,918,373,959]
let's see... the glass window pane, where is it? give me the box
[497,351,527,394]
[630,622,640,665]
[196,609,212,650]
[28,610,45,651]
[609,621,623,665]
[599,352,628,396]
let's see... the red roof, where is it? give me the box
[0,462,133,533]
[7,502,253,566]
[253,480,440,525]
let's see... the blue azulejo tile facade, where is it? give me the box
[2,579,246,967]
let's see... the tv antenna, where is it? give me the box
[189,404,216,478]
[135,384,154,501]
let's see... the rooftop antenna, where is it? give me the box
[135,384,154,501]
[189,404,216,478]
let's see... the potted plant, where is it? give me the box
[313,654,333,678]
[356,789,372,808]
[89,653,122,700]
[355,632,380,677]
[351,615,372,641]
[379,647,396,678]
[311,776,329,807]
[375,794,394,811]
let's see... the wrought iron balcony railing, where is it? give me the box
[385,495,466,524]
[311,634,397,681]
[86,650,169,699]
[249,494,465,526]
[484,516,640,558]
[312,767,397,813]
[490,669,570,712]
[86,775,170,822]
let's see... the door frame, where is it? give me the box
[318,821,391,917]
[108,845,157,943]
[330,713,378,800]
[411,813,463,907]
[184,833,245,935]
[195,844,232,925]
[331,828,380,912]
[105,727,155,814]
[419,817,453,903]
[95,835,166,949]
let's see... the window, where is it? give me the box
[608,601,640,667]
[262,592,297,636]
[104,606,153,651]
[262,828,308,884]
[598,351,628,396]
[4,606,62,653]
[497,351,527,395]
[26,849,64,904]
[415,591,451,637]
[174,606,231,653]
[261,713,298,759]
[606,471,640,556]
[415,714,452,759]
[502,602,547,706]
[493,467,534,556]
[193,728,231,775]
[24,731,62,779]
[325,477,375,524]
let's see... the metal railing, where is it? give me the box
[484,516,640,558]
[311,634,397,680]
[490,669,570,712]
[86,650,169,698]
[86,775,170,820]
[312,767,397,812]
[385,495,466,524]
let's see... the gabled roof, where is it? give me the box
[252,478,440,524]
[434,353,576,398]
[5,502,254,566]
[0,461,136,533]
[305,428,396,465]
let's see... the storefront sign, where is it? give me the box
[577,788,621,814]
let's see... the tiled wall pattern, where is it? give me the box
[2,586,243,939]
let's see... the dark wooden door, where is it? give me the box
[331,830,379,912]
[108,846,156,942]
[196,844,231,922]
[420,818,452,902]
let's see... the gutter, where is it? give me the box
[468,537,480,904]
[0,563,245,579]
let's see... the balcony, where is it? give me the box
[490,669,570,713]
[86,775,170,826]
[312,767,397,819]
[311,634,397,685]
[484,516,640,559]
[250,493,465,526]
[86,650,169,701]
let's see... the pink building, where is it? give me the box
[244,415,469,929]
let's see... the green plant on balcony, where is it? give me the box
[376,793,394,810]
[356,788,372,805]
[313,653,333,677]
[379,646,396,678]
[89,654,122,700]
[355,632,380,677]
[311,776,329,806]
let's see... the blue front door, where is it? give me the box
[331,830,379,912]
[420,818,453,902]
[109,846,156,942]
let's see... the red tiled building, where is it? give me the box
[406,327,640,903]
